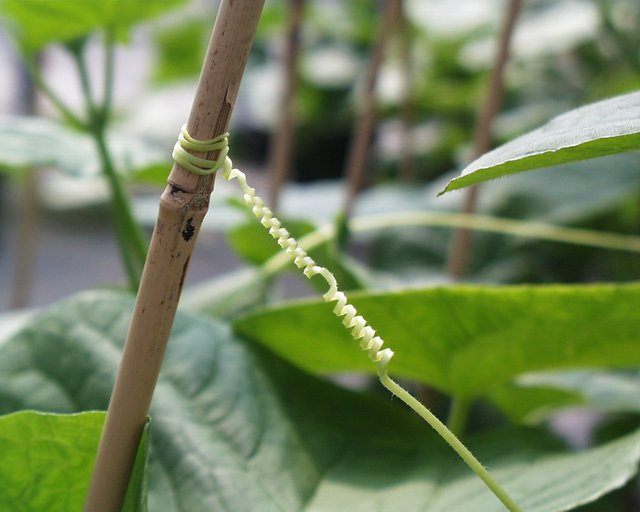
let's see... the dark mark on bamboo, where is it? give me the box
[169,183,187,195]
[179,257,191,289]
[182,217,195,241]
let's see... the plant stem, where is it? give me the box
[102,29,115,123]
[83,2,266,510]
[268,0,304,212]
[72,42,101,122]
[343,0,399,217]
[252,210,640,287]
[446,397,471,437]
[378,371,521,511]
[92,128,147,290]
[71,37,147,291]
[446,0,523,279]
[23,56,85,129]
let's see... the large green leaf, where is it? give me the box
[0,410,148,511]
[234,282,640,398]
[0,0,186,53]
[441,91,640,194]
[1,291,640,510]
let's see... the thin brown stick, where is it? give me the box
[446,0,524,279]
[10,170,38,309]
[396,0,414,182]
[268,0,304,212]
[83,2,265,511]
[343,0,399,218]
[10,60,38,309]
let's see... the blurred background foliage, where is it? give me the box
[0,0,639,306]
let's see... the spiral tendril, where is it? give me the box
[224,167,395,370]
[171,126,522,512]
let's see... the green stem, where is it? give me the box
[102,29,115,123]
[93,130,147,290]
[23,57,85,129]
[70,39,147,290]
[446,397,471,437]
[259,211,640,281]
[378,371,522,511]
[71,43,102,128]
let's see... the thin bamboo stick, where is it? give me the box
[446,0,524,279]
[10,58,38,309]
[83,2,265,511]
[268,0,304,212]
[343,0,399,218]
[396,0,415,182]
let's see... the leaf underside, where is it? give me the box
[441,91,640,194]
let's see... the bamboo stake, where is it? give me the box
[343,0,399,218]
[446,0,524,279]
[10,59,38,309]
[83,2,265,510]
[268,0,304,212]
[396,0,415,183]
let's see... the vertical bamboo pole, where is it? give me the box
[343,0,399,218]
[268,0,304,212]
[83,2,265,511]
[396,0,415,183]
[10,59,38,309]
[446,0,524,279]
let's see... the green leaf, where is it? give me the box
[515,370,640,415]
[0,410,148,511]
[234,282,640,398]
[228,218,317,265]
[180,267,270,318]
[1,291,640,510]
[0,0,186,53]
[152,19,208,83]
[441,91,640,194]
[227,217,367,293]
[488,384,585,424]
[0,115,168,180]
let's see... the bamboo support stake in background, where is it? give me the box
[395,0,415,183]
[343,0,399,218]
[268,0,304,212]
[446,0,524,279]
[83,2,265,510]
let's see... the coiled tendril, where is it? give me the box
[172,125,522,512]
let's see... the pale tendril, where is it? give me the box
[172,125,522,512]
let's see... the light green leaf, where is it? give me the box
[180,267,270,317]
[0,115,168,180]
[234,282,640,398]
[0,410,148,511]
[229,218,317,265]
[0,0,186,53]
[515,370,640,415]
[152,18,208,83]
[441,91,640,194]
[228,218,367,293]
